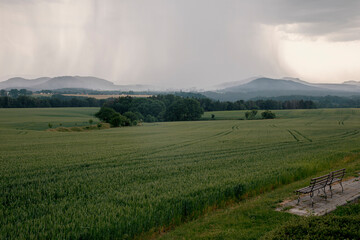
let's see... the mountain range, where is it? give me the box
[0,76,152,91]
[1,76,360,100]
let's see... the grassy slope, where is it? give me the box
[1,108,360,239]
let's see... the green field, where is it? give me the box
[1,108,360,239]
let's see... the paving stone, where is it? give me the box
[276,176,360,216]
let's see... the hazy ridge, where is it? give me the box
[1,76,360,101]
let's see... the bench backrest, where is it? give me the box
[329,168,346,183]
[310,174,330,191]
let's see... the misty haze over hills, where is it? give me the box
[1,76,360,101]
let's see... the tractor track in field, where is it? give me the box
[287,130,299,142]
[293,130,312,142]
[338,130,359,138]
[144,125,241,155]
[287,129,312,143]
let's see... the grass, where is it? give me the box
[1,108,360,239]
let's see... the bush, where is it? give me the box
[120,115,131,126]
[109,114,131,127]
[123,111,138,122]
[245,110,258,120]
[109,115,121,127]
[144,114,157,123]
[95,107,118,123]
[261,110,276,119]
[263,216,360,240]
[95,107,131,127]
[262,203,360,240]
[134,112,144,122]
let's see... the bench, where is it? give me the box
[295,174,330,207]
[295,169,346,207]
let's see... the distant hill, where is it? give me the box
[0,77,51,89]
[223,78,323,92]
[203,77,360,101]
[212,76,262,90]
[36,76,117,90]
[343,80,360,86]
[0,76,151,91]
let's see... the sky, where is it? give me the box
[1,0,360,89]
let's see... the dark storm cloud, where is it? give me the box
[260,0,360,41]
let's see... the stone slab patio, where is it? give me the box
[276,175,360,216]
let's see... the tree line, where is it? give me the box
[198,98,316,111]
[0,95,105,108]
[0,93,318,110]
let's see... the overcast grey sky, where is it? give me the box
[1,0,360,88]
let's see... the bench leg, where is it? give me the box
[310,192,314,207]
[340,181,344,193]
[323,187,327,200]
[329,184,333,198]
[297,192,300,204]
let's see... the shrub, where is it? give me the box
[120,115,131,126]
[263,203,360,240]
[123,111,138,122]
[95,107,118,123]
[261,110,276,119]
[108,114,130,127]
[262,216,360,240]
[95,107,131,127]
[245,110,258,120]
[144,114,157,123]
[134,112,144,122]
[109,115,121,127]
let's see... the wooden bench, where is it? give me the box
[295,174,330,207]
[295,169,346,207]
